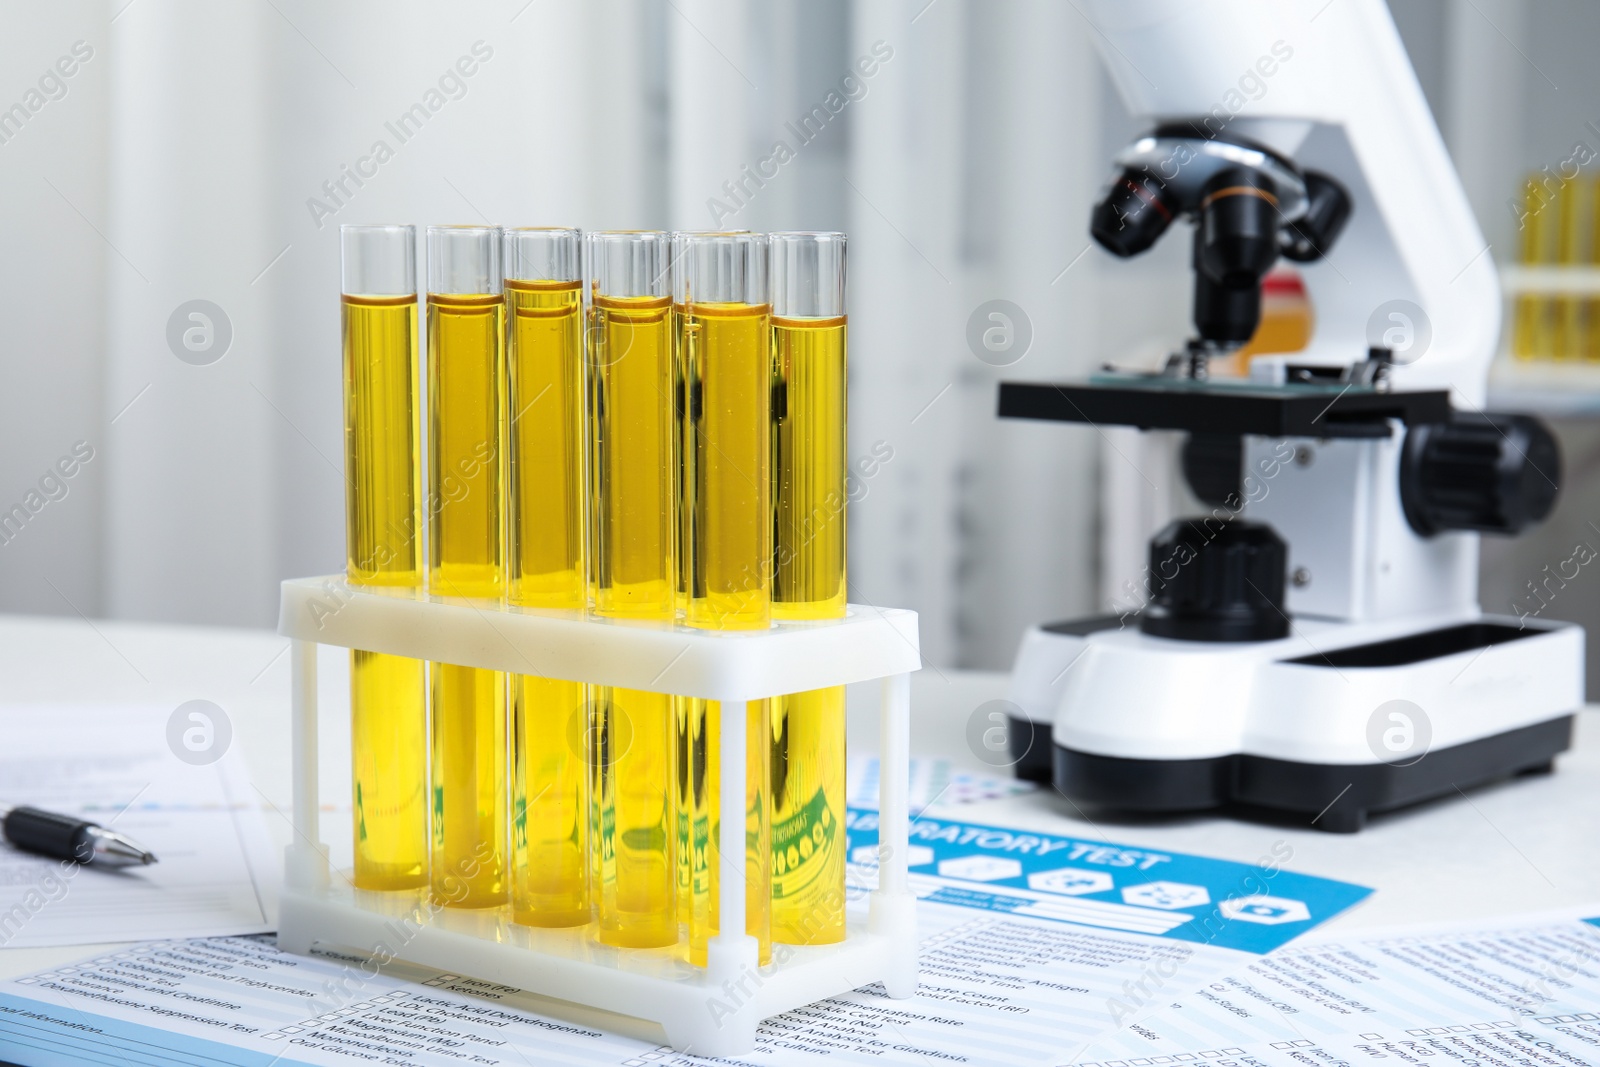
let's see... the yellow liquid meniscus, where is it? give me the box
[505,278,589,927]
[684,301,773,630]
[427,291,508,909]
[771,313,848,944]
[343,293,428,891]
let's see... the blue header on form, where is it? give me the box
[846,807,1371,954]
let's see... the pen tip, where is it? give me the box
[142,852,157,865]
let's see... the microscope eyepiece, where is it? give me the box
[1091,169,1177,258]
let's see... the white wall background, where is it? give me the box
[1,0,1598,674]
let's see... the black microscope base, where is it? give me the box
[1011,714,1572,832]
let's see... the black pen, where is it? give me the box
[0,804,157,867]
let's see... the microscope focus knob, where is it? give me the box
[1141,519,1289,643]
[1400,412,1561,536]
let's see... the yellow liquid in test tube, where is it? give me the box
[682,299,773,964]
[343,293,428,891]
[591,294,676,618]
[506,279,589,927]
[1590,178,1600,361]
[1513,176,1556,361]
[1554,179,1585,362]
[675,694,701,928]
[684,302,773,629]
[427,292,508,909]
[592,687,677,947]
[770,314,848,944]
[685,697,771,967]
[772,316,847,615]
[590,291,678,947]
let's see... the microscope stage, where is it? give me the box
[997,376,1451,438]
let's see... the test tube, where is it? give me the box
[1512,175,1555,361]
[1555,179,1585,362]
[587,231,678,948]
[341,225,428,892]
[426,225,509,909]
[504,228,589,927]
[769,232,848,946]
[681,231,773,630]
[678,231,772,966]
[1589,177,1600,362]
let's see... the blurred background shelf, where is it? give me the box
[1488,356,1600,418]
[1500,265,1600,296]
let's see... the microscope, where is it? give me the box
[1001,0,1584,831]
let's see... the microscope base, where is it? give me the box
[1053,715,1571,833]
[1006,615,1584,832]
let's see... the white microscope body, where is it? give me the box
[1002,0,1583,831]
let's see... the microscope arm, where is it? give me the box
[1081,0,1497,406]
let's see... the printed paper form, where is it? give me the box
[0,809,1370,1066]
[1070,907,1600,1067]
[0,703,276,948]
[847,755,1039,811]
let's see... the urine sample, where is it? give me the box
[678,231,772,965]
[426,225,509,909]
[1554,179,1585,362]
[686,696,771,967]
[1512,175,1555,361]
[504,228,589,928]
[341,224,428,892]
[1230,269,1311,373]
[681,232,773,630]
[1589,178,1600,361]
[769,232,848,945]
[587,231,678,948]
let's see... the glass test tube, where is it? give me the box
[1554,179,1585,362]
[341,225,429,891]
[769,232,848,946]
[426,225,509,908]
[678,231,772,966]
[505,228,589,928]
[1512,175,1555,361]
[1589,178,1600,362]
[588,231,678,948]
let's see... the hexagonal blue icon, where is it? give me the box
[1026,867,1114,896]
[1121,881,1210,910]
[1219,895,1311,925]
[937,855,1023,882]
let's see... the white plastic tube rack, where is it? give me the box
[276,575,920,1056]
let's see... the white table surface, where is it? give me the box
[1,613,1596,983]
